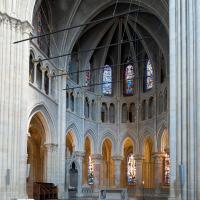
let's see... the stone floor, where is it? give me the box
[62,189,169,200]
[61,196,168,200]
[61,198,168,200]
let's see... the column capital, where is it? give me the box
[0,12,32,33]
[44,143,58,152]
[152,152,165,163]
[134,154,144,160]
[74,151,85,158]
[41,66,47,72]
[91,154,102,160]
[47,72,52,78]
[152,152,166,159]
[112,155,123,161]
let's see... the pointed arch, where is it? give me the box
[28,103,57,144]
[157,121,168,151]
[99,132,116,156]
[120,136,136,157]
[84,129,96,154]
[66,123,80,151]
[161,129,169,152]
[142,136,154,188]
[140,131,155,155]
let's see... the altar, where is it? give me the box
[98,188,128,200]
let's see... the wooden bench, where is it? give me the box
[33,182,58,200]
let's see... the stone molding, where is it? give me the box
[152,152,166,158]
[0,12,32,33]
[44,143,58,152]
[112,155,123,161]
[134,154,144,160]
[74,151,85,157]
[91,154,102,160]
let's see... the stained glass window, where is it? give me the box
[102,65,112,95]
[85,70,91,86]
[145,59,154,90]
[124,64,135,95]
[164,154,170,185]
[88,156,94,185]
[127,154,136,184]
[37,1,50,56]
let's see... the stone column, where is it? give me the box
[44,143,58,183]
[112,156,123,188]
[91,154,102,189]
[48,73,52,97]
[73,91,77,114]
[41,66,46,92]
[152,153,165,195]
[169,0,197,199]
[33,61,38,86]
[96,95,102,123]
[0,13,32,199]
[134,155,144,195]
[89,100,92,120]
[75,151,85,197]
[196,1,200,200]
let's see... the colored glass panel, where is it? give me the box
[125,64,135,95]
[88,156,94,185]
[145,60,154,90]
[127,154,136,184]
[102,65,112,95]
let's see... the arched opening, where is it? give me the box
[69,162,78,191]
[91,100,95,121]
[66,131,75,156]
[141,100,146,121]
[161,129,170,186]
[84,97,90,119]
[70,93,74,112]
[83,137,94,186]
[124,63,135,95]
[29,53,34,83]
[122,103,128,123]
[102,138,114,187]
[102,65,112,95]
[160,54,166,83]
[27,113,46,198]
[36,63,42,89]
[143,137,154,188]
[121,138,135,188]
[101,103,108,123]
[44,69,49,95]
[66,131,78,197]
[148,97,154,119]
[33,0,50,56]
[66,92,69,110]
[144,58,154,92]
[109,103,115,123]
[129,103,136,123]
[51,72,56,98]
